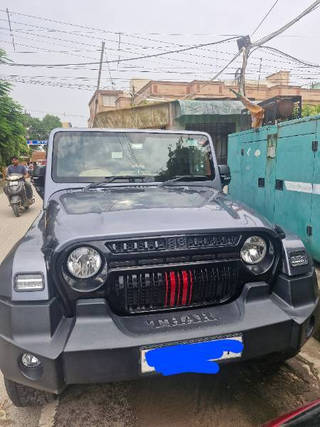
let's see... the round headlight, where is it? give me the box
[240,236,267,265]
[67,246,102,279]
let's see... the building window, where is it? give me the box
[102,95,116,107]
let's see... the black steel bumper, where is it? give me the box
[0,272,319,394]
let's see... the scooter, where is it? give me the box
[4,174,35,217]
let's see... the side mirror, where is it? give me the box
[218,164,231,187]
[32,165,46,199]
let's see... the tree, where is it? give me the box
[0,49,29,168]
[302,104,320,118]
[23,113,62,140]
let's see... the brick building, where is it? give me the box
[88,71,320,126]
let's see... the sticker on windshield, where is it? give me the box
[131,143,143,150]
[187,138,198,147]
[112,152,123,159]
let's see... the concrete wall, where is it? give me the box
[133,79,320,106]
[93,102,172,129]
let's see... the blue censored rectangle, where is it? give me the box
[141,335,243,376]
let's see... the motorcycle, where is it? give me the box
[4,174,35,217]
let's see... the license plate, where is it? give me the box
[140,335,243,374]
[9,181,18,186]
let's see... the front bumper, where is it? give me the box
[0,272,319,394]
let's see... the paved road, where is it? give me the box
[0,189,43,427]
[1,190,320,427]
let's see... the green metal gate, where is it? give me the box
[228,115,320,261]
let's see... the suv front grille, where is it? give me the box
[107,261,240,314]
[106,234,241,254]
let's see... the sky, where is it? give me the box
[1,0,319,127]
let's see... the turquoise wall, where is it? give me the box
[228,115,320,261]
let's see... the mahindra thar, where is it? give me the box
[0,129,318,406]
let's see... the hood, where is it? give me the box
[45,186,273,249]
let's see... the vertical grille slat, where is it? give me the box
[110,261,240,314]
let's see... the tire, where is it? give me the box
[4,378,56,407]
[12,204,21,217]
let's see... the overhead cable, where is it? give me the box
[4,36,240,67]
[260,45,320,68]
[251,0,279,37]
[252,0,320,46]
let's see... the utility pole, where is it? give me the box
[238,47,249,96]
[257,58,263,93]
[236,36,251,97]
[96,41,105,90]
[92,41,105,128]
[6,8,15,52]
[117,32,121,70]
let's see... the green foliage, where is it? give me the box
[0,91,29,167]
[0,49,62,167]
[0,49,29,167]
[23,113,62,140]
[302,104,320,118]
[158,138,207,180]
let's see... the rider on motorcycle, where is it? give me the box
[7,156,33,199]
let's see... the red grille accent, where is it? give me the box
[181,271,189,305]
[109,261,240,314]
[169,272,177,307]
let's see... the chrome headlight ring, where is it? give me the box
[63,246,108,292]
[67,246,102,279]
[240,235,275,275]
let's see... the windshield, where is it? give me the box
[52,131,214,182]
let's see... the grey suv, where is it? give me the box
[0,129,318,406]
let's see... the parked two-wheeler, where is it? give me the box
[4,174,35,217]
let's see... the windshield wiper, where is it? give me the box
[159,175,212,187]
[84,175,150,190]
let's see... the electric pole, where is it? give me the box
[6,8,15,52]
[236,36,251,97]
[96,41,105,90]
[91,41,105,128]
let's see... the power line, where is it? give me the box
[6,12,303,70]
[0,17,172,51]
[252,0,320,47]
[260,45,320,68]
[4,36,240,67]
[0,27,240,70]
[0,9,240,49]
[0,26,106,51]
[251,0,279,37]
[3,38,313,73]
[0,39,99,60]
[0,14,247,69]
[183,50,242,99]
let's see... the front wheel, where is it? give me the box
[12,204,21,217]
[4,378,56,407]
